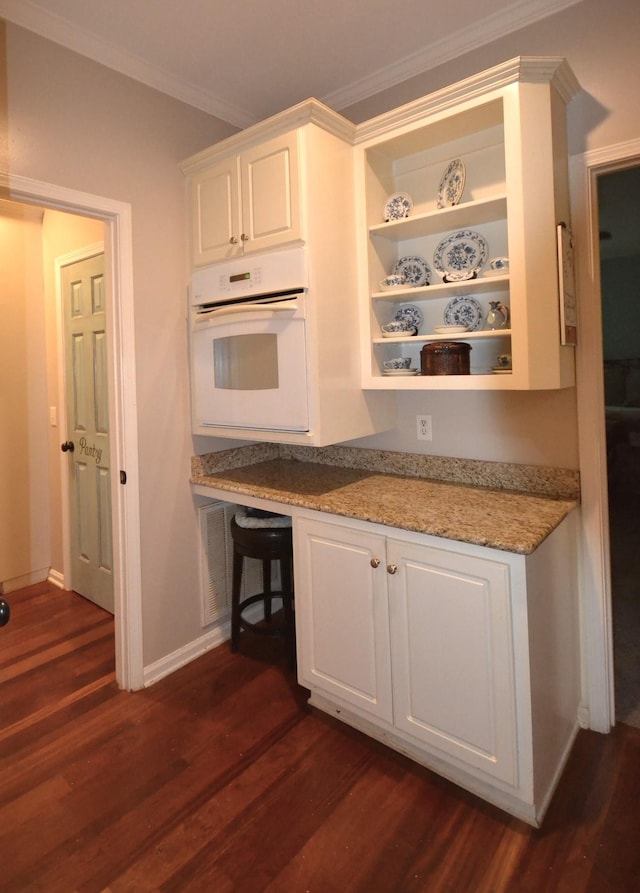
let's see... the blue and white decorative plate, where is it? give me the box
[434,230,488,277]
[437,159,466,209]
[383,192,413,221]
[392,256,431,287]
[443,295,483,331]
[394,303,423,332]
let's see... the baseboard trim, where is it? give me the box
[142,602,265,688]
[47,568,65,589]
[1,568,50,594]
[143,622,231,688]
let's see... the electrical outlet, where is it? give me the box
[416,414,432,441]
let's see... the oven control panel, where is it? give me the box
[191,246,308,308]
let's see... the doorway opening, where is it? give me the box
[571,138,640,734]
[0,172,143,690]
[598,165,640,727]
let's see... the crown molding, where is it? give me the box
[353,56,578,144]
[0,0,258,128]
[181,99,355,174]
[0,0,583,129]
[323,0,583,113]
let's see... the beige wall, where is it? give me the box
[342,0,640,468]
[343,0,640,157]
[0,201,49,590]
[3,0,639,663]
[3,23,236,663]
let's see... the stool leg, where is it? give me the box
[230,548,244,652]
[262,558,272,623]
[280,555,295,670]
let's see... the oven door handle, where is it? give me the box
[193,298,300,325]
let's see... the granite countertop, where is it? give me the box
[191,454,578,555]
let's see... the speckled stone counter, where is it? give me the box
[191,446,579,555]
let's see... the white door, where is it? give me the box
[190,156,242,265]
[241,130,301,253]
[62,253,114,613]
[387,537,517,785]
[294,516,393,721]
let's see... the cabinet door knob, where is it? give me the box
[61,440,75,453]
[370,558,381,569]
[386,564,398,575]
[229,236,238,244]
[240,233,249,242]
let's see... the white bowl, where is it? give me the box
[433,325,469,334]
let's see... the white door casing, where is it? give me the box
[1,171,143,691]
[60,250,114,613]
[570,137,640,733]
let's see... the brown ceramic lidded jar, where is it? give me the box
[421,341,471,375]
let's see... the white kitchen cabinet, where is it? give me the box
[294,508,581,825]
[182,102,395,445]
[354,57,580,390]
[294,519,393,722]
[187,130,301,265]
[386,536,517,786]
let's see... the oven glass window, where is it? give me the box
[213,334,279,390]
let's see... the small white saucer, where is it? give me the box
[381,331,415,339]
[492,366,512,374]
[383,368,419,376]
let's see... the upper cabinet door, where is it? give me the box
[240,130,302,255]
[189,130,302,265]
[190,156,242,265]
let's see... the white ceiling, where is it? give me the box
[0,0,582,128]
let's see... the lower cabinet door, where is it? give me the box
[294,517,393,722]
[386,537,518,785]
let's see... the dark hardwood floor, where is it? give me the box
[1,581,639,892]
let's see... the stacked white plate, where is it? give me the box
[432,325,469,335]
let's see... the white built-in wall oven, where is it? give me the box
[189,247,310,434]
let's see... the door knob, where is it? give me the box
[229,236,238,244]
[387,564,398,575]
[240,233,249,242]
[0,597,10,627]
[370,558,381,569]
[61,441,75,452]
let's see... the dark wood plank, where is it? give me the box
[1,581,640,892]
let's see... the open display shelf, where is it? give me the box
[354,58,579,390]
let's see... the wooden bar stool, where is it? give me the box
[230,508,295,668]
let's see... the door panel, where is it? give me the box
[191,159,242,264]
[387,538,517,785]
[63,254,114,613]
[241,130,301,252]
[294,517,393,721]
